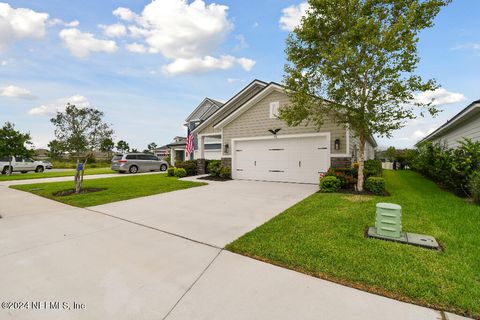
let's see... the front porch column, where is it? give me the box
[170,148,176,166]
[199,135,205,159]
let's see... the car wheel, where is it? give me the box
[35,166,44,173]
[2,166,12,175]
[129,165,138,174]
[21,171,28,174]
[160,164,167,171]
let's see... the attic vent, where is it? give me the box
[270,101,280,118]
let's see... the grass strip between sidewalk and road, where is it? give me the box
[11,173,206,207]
[226,170,480,318]
[0,168,114,181]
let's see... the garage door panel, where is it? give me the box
[233,136,330,184]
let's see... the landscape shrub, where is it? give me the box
[175,160,197,176]
[364,159,382,178]
[167,167,175,177]
[468,171,480,204]
[207,160,221,177]
[174,167,187,178]
[365,177,386,195]
[411,139,480,196]
[320,176,342,193]
[325,167,357,188]
[219,166,231,179]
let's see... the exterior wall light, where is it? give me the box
[224,143,229,153]
[334,138,341,150]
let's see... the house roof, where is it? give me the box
[419,99,480,144]
[185,97,224,122]
[191,79,268,134]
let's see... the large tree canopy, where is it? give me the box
[281,0,450,190]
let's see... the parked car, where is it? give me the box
[0,156,52,174]
[111,153,169,174]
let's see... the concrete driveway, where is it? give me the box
[0,178,469,320]
[90,179,318,247]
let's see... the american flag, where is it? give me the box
[185,129,194,155]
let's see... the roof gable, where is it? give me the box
[185,97,223,122]
[191,79,268,134]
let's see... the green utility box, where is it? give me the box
[375,203,402,238]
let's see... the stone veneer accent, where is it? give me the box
[221,157,232,169]
[196,159,206,175]
[331,157,352,168]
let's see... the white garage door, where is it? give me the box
[233,135,330,184]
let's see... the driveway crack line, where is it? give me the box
[162,249,223,320]
[85,207,222,249]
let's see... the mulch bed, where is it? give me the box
[317,188,389,196]
[198,176,232,182]
[53,188,107,197]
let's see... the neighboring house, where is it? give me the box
[420,99,480,149]
[34,148,49,160]
[190,79,377,184]
[167,136,187,164]
[153,145,170,159]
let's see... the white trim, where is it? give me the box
[231,132,331,181]
[422,102,480,142]
[198,132,222,159]
[331,153,351,158]
[214,83,284,129]
[192,80,267,134]
[345,126,350,156]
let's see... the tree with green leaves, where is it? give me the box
[0,122,34,175]
[47,139,65,160]
[100,138,115,159]
[116,140,130,153]
[385,146,397,162]
[281,0,450,191]
[147,142,157,153]
[51,104,113,193]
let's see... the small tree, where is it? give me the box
[385,146,397,162]
[147,142,157,153]
[47,139,65,160]
[281,0,450,191]
[0,122,34,174]
[116,140,130,153]
[51,104,113,193]
[100,138,115,159]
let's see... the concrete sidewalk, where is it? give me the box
[0,171,164,186]
[0,185,470,319]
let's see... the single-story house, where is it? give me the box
[185,79,376,184]
[34,148,49,160]
[419,99,480,149]
[167,136,187,164]
[153,145,170,159]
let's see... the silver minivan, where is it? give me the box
[111,153,169,174]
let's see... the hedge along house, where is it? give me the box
[419,99,480,149]
[191,80,377,184]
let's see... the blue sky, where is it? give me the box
[0,0,479,151]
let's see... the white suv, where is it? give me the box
[0,156,52,174]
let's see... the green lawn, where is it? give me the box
[227,171,480,318]
[11,174,205,207]
[0,168,114,181]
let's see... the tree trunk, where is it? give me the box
[74,157,81,193]
[356,133,366,192]
[7,158,12,175]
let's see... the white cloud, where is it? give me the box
[59,28,118,58]
[237,57,256,71]
[451,43,480,55]
[413,128,435,139]
[48,18,79,27]
[125,42,147,54]
[1,60,7,66]
[0,2,49,50]
[279,2,309,31]
[112,0,255,75]
[99,23,127,38]
[162,55,254,75]
[414,88,467,106]
[227,78,244,84]
[113,7,137,21]
[234,34,248,50]
[29,95,89,116]
[0,85,35,99]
